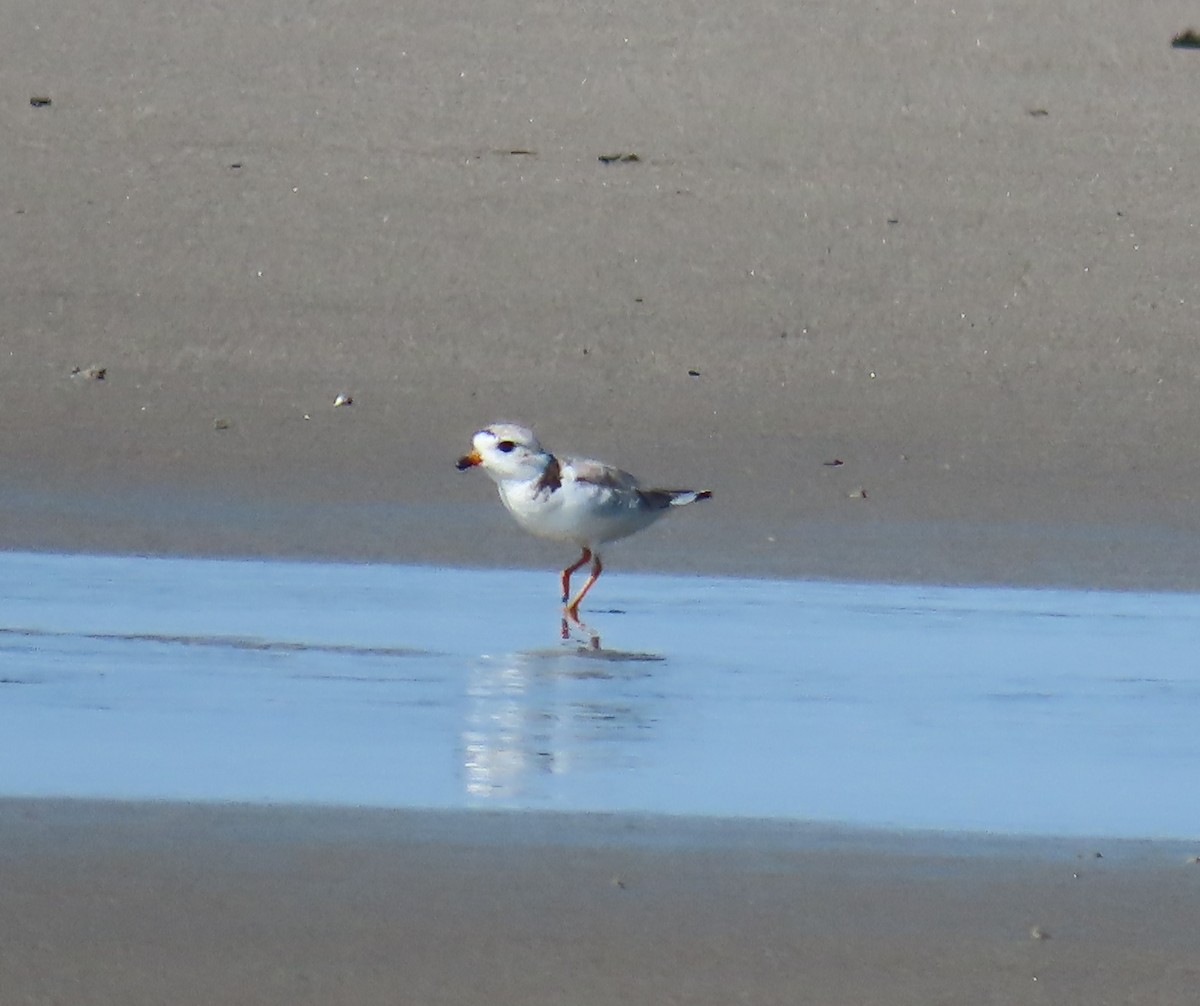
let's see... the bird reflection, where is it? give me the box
[462,650,659,799]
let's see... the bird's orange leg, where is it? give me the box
[560,547,592,604]
[565,552,602,621]
[560,548,593,643]
[562,553,603,649]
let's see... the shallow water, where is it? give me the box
[2,550,1198,839]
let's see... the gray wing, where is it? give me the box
[565,456,713,509]
[564,457,643,491]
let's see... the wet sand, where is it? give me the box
[5,1,1200,1002]
[4,801,1199,1006]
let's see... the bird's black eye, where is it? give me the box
[497,440,516,453]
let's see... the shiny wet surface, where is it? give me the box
[2,551,1198,838]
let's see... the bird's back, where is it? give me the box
[497,454,667,546]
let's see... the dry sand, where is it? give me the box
[4,0,1200,588]
[4,2,1200,1002]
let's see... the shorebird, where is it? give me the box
[456,422,712,648]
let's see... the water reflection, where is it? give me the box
[462,649,659,799]
[5,550,1200,836]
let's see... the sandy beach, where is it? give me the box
[4,801,1199,1006]
[4,0,1200,588]
[4,0,1200,1002]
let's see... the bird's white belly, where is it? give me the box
[498,481,658,546]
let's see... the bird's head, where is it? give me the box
[456,423,550,482]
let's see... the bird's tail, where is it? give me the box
[639,489,713,509]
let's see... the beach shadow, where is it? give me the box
[520,645,665,668]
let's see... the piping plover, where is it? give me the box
[456,422,712,648]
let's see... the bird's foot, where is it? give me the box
[561,609,602,650]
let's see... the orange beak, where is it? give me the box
[456,450,482,471]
